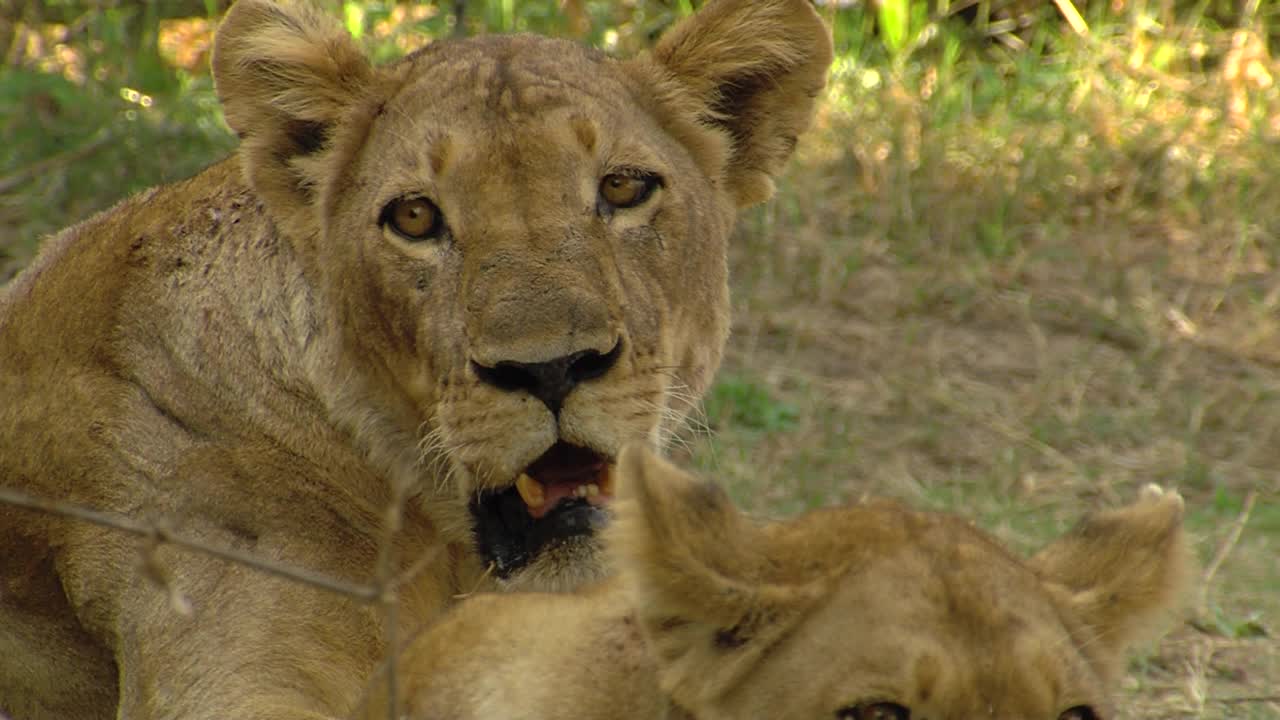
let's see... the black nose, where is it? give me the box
[473,341,622,414]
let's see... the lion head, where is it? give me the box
[209,0,833,589]
[615,448,1193,720]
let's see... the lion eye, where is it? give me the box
[1058,707,1099,720]
[381,196,444,241]
[836,702,909,720]
[599,172,660,210]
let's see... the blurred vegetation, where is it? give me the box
[1,0,1277,277]
[2,1,1279,715]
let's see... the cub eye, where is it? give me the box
[1058,707,1099,720]
[599,172,661,210]
[381,196,444,241]
[836,702,909,720]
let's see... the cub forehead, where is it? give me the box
[805,559,1102,715]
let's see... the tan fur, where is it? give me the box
[383,447,1192,720]
[0,1,832,718]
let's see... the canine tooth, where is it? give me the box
[515,473,545,509]
[599,465,616,496]
[586,483,599,497]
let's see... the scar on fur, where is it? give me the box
[570,114,598,154]
[713,626,748,649]
[429,135,453,176]
[913,653,941,703]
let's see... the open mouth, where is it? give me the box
[469,441,615,578]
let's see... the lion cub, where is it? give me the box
[369,447,1191,720]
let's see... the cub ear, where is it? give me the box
[632,0,834,207]
[1030,485,1193,673]
[212,0,375,235]
[609,445,824,712]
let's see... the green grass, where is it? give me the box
[3,2,1279,716]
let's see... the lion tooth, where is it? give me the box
[515,473,545,509]
[586,483,599,497]
[599,465,616,496]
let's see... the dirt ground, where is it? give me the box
[680,127,1280,717]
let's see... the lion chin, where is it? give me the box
[371,447,1195,720]
[0,0,833,717]
[467,441,617,589]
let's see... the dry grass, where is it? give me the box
[679,53,1280,718]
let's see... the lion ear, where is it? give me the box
[632,0,833,208]
[212,0,375,235]
[1030,485,1193,674]
[610,445,823,712]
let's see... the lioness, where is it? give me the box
[0,1,832,717]
[376,447,1192,720]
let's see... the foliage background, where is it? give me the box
[2,0,1278,716]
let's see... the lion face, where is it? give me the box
[328,38,735,587]
[613,449,1192,720]
[211,0,832,588]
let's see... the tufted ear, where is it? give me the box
[212,0,375,236]
[630,0,833,208]
[1030,485,1193,674]
[609,445,825,712]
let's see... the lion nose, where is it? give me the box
[472,341,622,414]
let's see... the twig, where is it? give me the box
[374,483,409,720]
[1241,0,1261,25]
[390,541,444,593]
[453,561,495,600]
[926,385,1086,480]
[345,544,445,720]
[1,483,445,719]
[0,127,114,195]
[1050,0,1089,36]
[0,485,380,602]
[1208,695,1280,705]
[1199,489,1257,615]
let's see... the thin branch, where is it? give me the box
[390,542,444,593]
[374,482,409,720]
[345,543,445,720]
[453,561,495,600]
[0,127,114,195]
[1199,489,1257,615]
[1050,0,1089,36]
[1208,695,1280,705]
[0,485,380,602]
[0,484,456,720]
[451,0,467,38]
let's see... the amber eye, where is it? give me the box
[1058,707,1099,720]
[599,172,660,210]
[381,196,444,241]
[836,702,909,720]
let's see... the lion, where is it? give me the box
[373,446,1192,720]
[0,1,833,717]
